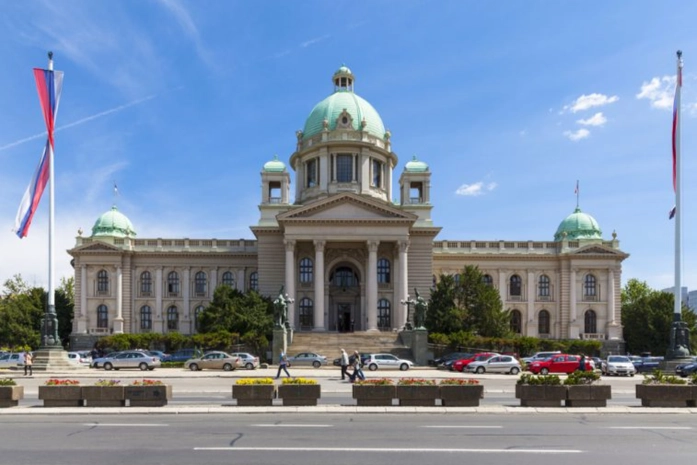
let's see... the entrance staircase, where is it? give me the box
[287,331,413,360]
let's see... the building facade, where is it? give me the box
[68,66,628,348]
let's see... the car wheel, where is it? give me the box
[368,363,378,371]
[510,367,520,375]
[139,362,148,371]
[223,363,233,371]
[312,361,321,368]
[245,362,254,370]
[540,368,549,375]
[630,373,634,377]
[400,363,409,371]
[148,367,155,371]
[189,363,199,371]
[476,366,485,374]
[104,362,113,371]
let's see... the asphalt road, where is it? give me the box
[0,412,695,465]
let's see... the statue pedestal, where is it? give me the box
[272,327,288,365]
[412,329,429,366]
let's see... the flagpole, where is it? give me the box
[674,50,682,322]
[47,51,56,332]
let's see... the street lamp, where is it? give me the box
[400,295,415,330]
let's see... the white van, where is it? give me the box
[0,352,26,368]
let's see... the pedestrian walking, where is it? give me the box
[24,351,33,376]
[578,354,586,372]
[340,348,349,380]
[275,351,291,379]
[348,350,365,382]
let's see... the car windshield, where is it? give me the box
[608,356,630,363]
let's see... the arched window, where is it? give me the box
[97,304,108,329]
[584,274,597,298]
[167,306,179,331]
[299,258,313,283]
[538,309,550,334]
[510,274,522,297]
[299,298,313,328]
[140,305,152,330]
[167,271,180,296]
[194,271,207,297]
[482,274,493,287]
[221,271,235,287]
[140,271,152,296]
[584,309,597,334]
[538,274,550,298]
[377,258,391,284]
[194,305,205,332]
[378,299,391,330]
[97,269,109,295]
[331,267,358,287]
[249,272,258,291]
[510,310,522,334]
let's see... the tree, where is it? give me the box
[425,274,464,334]
[56,277,75,347]
[0,278,43,349]
[621,279,697,355]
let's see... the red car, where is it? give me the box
[528,354,593,375]
[451,352,499,372]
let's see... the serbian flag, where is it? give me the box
[14,68,63,238]
[672,64,681,193]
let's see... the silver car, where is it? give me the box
[286,352,327,368]
[601,355,636,376]
[465,355,521,374]
[230,352,260,370]
[102,351,161,371]
[363,353,413,371]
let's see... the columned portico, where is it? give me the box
[366,240,379,331]
[285,239,296,328]
[397,239,409,328]
[313,240,326,330]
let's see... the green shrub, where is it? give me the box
[0,378,17,386]
[517,373,561,386]
[564,370,600,385]
[643,369,687,385]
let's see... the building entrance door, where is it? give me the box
[337,303,353,333]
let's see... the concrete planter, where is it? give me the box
[232,385,276,406]
[396,385,439,406]
[439,385,484,407]
[125,385,172,407]
[39,386,84,407]
[636,384,697,407]
[277,384,321,406]
[352,385,395,406]
[565,385,612,407]
[515,384,566,407]
[0,385,24,407]
[82,386,126,407]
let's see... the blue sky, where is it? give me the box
[0,1,695,293]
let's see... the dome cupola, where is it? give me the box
[405,155,429,173]
[554,207,602,241]
[263,155,286,173]
[91,206,136,238]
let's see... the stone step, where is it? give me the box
[287,331,413,360]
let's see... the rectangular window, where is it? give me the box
[307,159,317,187]
[372,159,382,188]
[336,154,352,182]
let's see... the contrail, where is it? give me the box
[0,94,156,152]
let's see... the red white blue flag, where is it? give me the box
[14,68,63,238]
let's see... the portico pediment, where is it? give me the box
[277,193,417,224]
[70,241,122,253]
[570,243,627,258]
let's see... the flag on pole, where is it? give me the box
[13,67,63,238]
[669,206,677,220]
[672,61,682,193]
[574,180,579,195]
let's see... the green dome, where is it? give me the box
[405,155,429,173]
[302,67,385,140]
[263,155,286,172]
[91,206,136,238]
[554,207,602,241]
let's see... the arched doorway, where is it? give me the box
[328,264,362,332]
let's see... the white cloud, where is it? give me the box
[157,0,215,68]
[636,75,676,109]
[301,35,330,48]
[563,93,619,113]
[563,128,590,141]
[455,181,497,197]
[576,112,607,127]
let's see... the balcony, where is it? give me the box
[580,333,605,340]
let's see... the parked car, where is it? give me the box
[67,351,91,366]
[90,351,122,368]
[522,351,561,367]
[465,354,521,375]
[286,352,328,368]
[362,353,413,371]
[146,350,170,362]
[675,357,697,377]
[451,353,499,372]
[628,355,662,373]
[168,348,199,363]
[101,351,161,371]
[428,352,472,367]
[229,352,260,370]
[185,351,241,371]
[528,354,592,375]
[601,355,636,376]
[0,352,25,368]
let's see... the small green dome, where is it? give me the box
[405,155,429,173]
[554,207,602,241]
[263,155,286,172]
[91,206,136,238]
[302,67,385,140]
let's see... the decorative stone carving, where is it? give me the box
[325,247,366,264]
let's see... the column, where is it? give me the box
[285,239,296,329]
[498,270,507,305]
[78,265,87,333]
[367,240,379,331]
[183,268,190,334]
[211,268,218,293]
[607,269,616,323]
[313,240,326,330]
[155,267,163,333]
[113,266,124,333]
[398,240,409,329]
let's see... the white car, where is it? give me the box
[466,355,521,375]
[363,353,413,371]
[0,353,25,368]
[67,351,91,366]
[230,352,260,370]
[601,355,636,377]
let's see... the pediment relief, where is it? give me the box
[573,246,617,255]
[73,242,121,253]
[278,194,416,222]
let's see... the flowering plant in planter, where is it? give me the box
[130,379,164,386]
[397,378,435,386]
[439,378,479,386]
[281,377,317,385]
[516,373,561,385]
[94,379,121,387]
[0,379,17,386]
[236,378,274,385]
[355,378,393,386]
[45,379,80,386]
